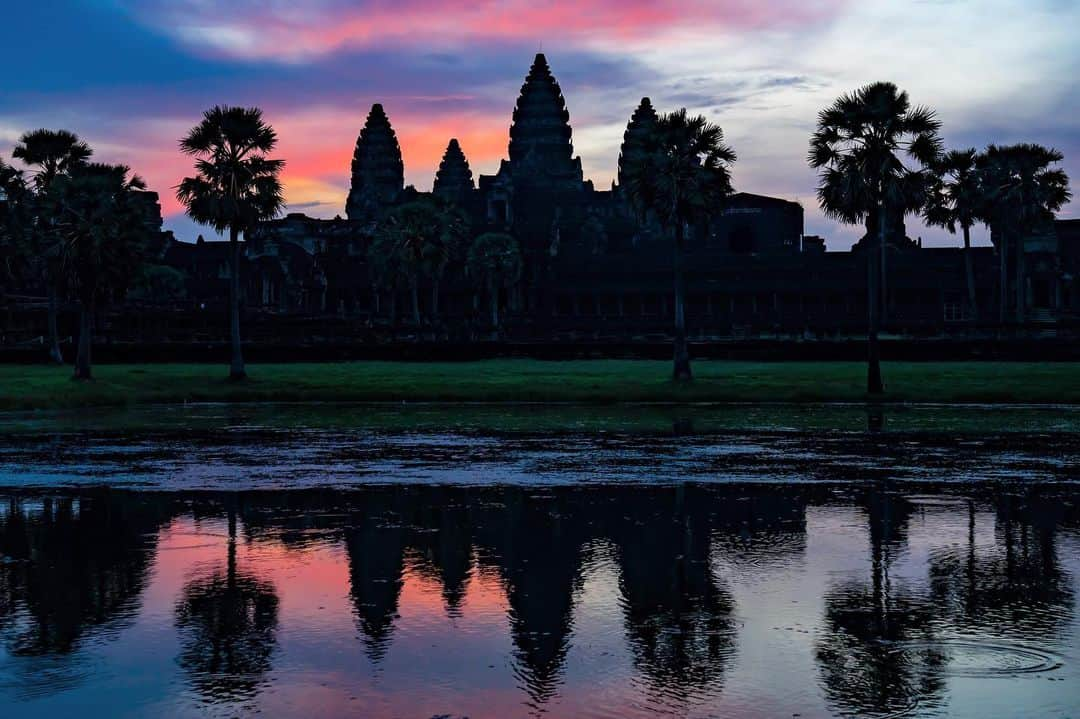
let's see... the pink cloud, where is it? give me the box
[127,0,848,61]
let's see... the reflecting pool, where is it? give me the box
[0,405,1078,717]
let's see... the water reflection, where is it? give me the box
[175,505,280,703]
[0,494,164,653]
[0,484,1076,717]
[816,492,944,718]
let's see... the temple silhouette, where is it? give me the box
[5,53,1077,347]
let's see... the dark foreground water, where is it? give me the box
[0,404,1078,718]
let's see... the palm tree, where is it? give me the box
[977,144,1070,324]
[809,82,941,394]
[12,129,93,364]
[47,163,155,380]
[924,149,983,321]
[466,232,522,336]
[177,106,285,380]
[0,158,30,291]
[426,199,469,323]
[621,108,736,381]
[367,232,406,330]
[378,197,468,328]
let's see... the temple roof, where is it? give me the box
[433,138,474,204]
[346,103,405,220]
[507,54,583,189]
[617,97,658,188]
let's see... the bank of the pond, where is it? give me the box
[0,360,1078,410]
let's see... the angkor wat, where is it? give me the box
[4,53,1078,348]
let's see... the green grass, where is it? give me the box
[0,360,1078,411]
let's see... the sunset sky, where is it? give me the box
[3,0,1076,248]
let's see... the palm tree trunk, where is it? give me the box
[999,232,1009,324]
[490,278,499,340]
[410,277,421,327]
[672,218,692,382]
[227,502,237,592]
[879,214,888,327]
[73,300,92,381]
[228,225,246,381]
[962,224,978,322]
[867,203,885,395]
[1015,229,1025,325]
[46,282,63,364]
[431,279,441,342]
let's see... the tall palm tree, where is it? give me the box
[466,232,522,335]
[924,148,983,321]
[622,108,736,381]
[47,163,155,380]
[12,129,93,364]
[977,144,1070,324]
[809,82,941,394]
[177,106,285,380]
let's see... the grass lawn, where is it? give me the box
[0,360,1077,410]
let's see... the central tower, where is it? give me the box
[507,53,584,191]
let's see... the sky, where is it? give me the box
[2,0,1077,249]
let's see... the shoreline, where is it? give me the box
[3,359,1080,411]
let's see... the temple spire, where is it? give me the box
[507,53,583,190]
[618,97,659,188]
[346,103,404,220]
[433,139,474,205]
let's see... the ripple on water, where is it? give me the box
[885,639,1063,678]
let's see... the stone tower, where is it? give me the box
[507,53,584,191]
[345,103,405,221]
[618,97,658,188]
[433,138,474,205]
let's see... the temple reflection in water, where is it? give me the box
[1,485,1077,717]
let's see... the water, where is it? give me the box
[0,404,1078,718]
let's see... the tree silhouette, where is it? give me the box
[0,157,31,293]
[622,108,736,381]
[466,232,522,336]
[177,106,285,380]
[977,143,1070,323]
[12,129,93,363]
[376,196,468,327]
[45,163,157,379]
[809,82,941,393]
[924,148,983,321]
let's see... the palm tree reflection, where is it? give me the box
[174,504,279,703]
[614,487,736,698]
[928,496,1074,639]
[815,489,945,717]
